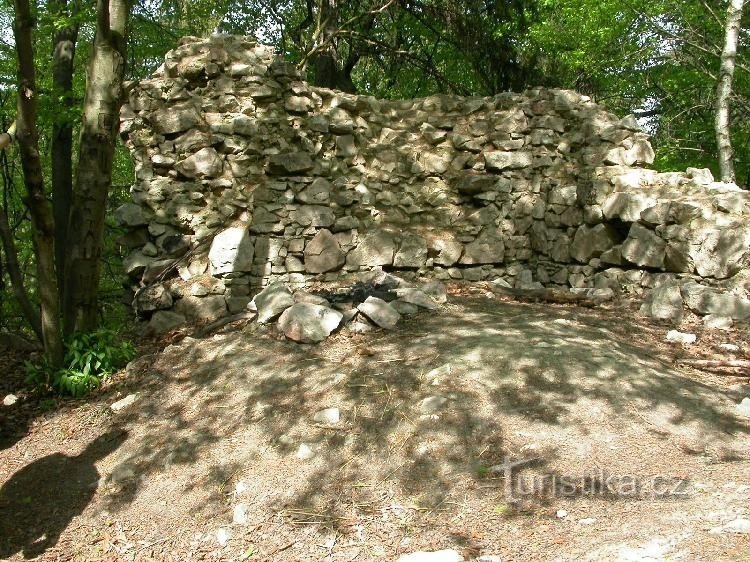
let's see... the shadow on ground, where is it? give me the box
[96,298,749,536]
[0,429,127,559]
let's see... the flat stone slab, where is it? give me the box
[357,296,401,329]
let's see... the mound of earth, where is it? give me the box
[1,295,749,561]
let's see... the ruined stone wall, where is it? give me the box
[119,34,750,328]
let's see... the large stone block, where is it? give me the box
[176,147,224,178]
[267,152,314,175]
[278,303,343,343]
[209,227,254,275]
[394,234,428,268]
[459,227,505,265]
[569,224,620,263]
[484,151,532,171]
[346,230,397,268]
[304,229,345,273]
[621,224,666,268]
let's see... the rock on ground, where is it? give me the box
[277,303,343,343]
[251,283,295,323]
[357,296,401,329]
[396,550,464,562]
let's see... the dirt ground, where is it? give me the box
[1,289,749,562]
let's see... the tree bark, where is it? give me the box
[310,0,357,92]
[715,0,746,183]
[63,0,129,334]
[50,0,79,299]
[13,0,65,365]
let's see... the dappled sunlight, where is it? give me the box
[87,297,749,542]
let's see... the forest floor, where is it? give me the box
[1,285,749,562]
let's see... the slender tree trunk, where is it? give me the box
[716,0,746,183]
[50,0,79,298]
[12,0,64,365]
[0,206,43,341]
[63,0,129,334]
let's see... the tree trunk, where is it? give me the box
[716,0,746,183]
[311,0,357,92]
[13,0,64,366]
[63,0,129,335]
[0,206,43,341]
[50,0,79,299]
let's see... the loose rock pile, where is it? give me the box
[119,34,750,335]
[242,274,443,343]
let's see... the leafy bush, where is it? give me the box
[26,330,136,397]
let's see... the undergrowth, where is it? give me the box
[26,329,135,397]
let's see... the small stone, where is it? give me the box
[719,343,741,353]
[736,398,750,418]
[556,509,568,519]
[111,394,138,413]
[426,364,452,382]
[578,517,597,525]
[703,315,733,330]
[396,549,464,562]
[390,300,419,315]
[216,527,231,546]
[313,407,340,424]
[347,321,373,333]
[714,518,750,534]
[419,395,448,414]
[665,330,697,345]
[176,147,223,178]
[234,481,248,495]
[357,297,401,329]
[232,503,249,525]
[3,394,18,406]
[296,443,316,460]
[393,288,439,310]
[476,556,503,562]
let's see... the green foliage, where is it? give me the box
[25,330,135,397]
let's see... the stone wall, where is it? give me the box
[118,34,750,329]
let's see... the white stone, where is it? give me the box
[209,227,254,275]
[357,297,401,329]
[313,407,341,424]
[736,398,750,418]
[703,315,733,330]
[278,303,342,343]
[665,330,696,345]
[396,549,464,562]
[216,527,232,546]
[251,283,294,324]
[712,518,750,534]
[296,443,316,460]
[2,394,18,406]
[110,394,139,413]
[232,503,249,525]
[419,395,448,414]
[394,288,439,310]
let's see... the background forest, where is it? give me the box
[0,0,748,378]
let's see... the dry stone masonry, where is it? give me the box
[119,34,750,335]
